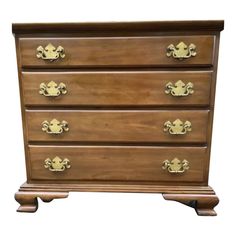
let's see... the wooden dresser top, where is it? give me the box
[12,21,224,34]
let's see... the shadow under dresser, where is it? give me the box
[12,21,224,215]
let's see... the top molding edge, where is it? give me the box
[12,20,224,34]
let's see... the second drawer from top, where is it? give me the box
[22,71,212,107]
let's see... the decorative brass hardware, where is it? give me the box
[165,80,194,97]
[162,158,189,173]
[164,119,192,135]
[44,156,71,172]
[166,42,196,60]
[42,119,69,134]
[39,81,67,97]
[36,43,65,61]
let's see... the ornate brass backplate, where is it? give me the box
[166,42,196,60]
[42,119,69,134]
[165,80,194,97]
[39,81,67,97]
[164,119,192,135]
[162,158,189,173]
[44,156,71,172]
[36,43,65,61]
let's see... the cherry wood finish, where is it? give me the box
[28,145,207,182]
[12,21,224,34]
[16,182,218,214]
[26,110,209,143]
[15,191,68,212]
[19,182,217,193]
[163,193,219,216]
[13,21,223,215]
[22,71,212,107]
[19,36,214,68]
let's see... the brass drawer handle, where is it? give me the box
[164,119,191,135]
[166,42,196,60]
[44,156,71,172]
[39,81,67,97]
[36,43,65,61]
[42,119,69,134]
[165,80,194,97]
[162,158,189,173]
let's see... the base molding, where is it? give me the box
[15,182,219,215]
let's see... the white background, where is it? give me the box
[0,0,234,235]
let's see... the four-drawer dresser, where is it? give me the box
[12,21,224,215]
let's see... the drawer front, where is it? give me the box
[19,36,214,67]
[29,146,206,183]
[22,71,212,107]
[26,110,209,143]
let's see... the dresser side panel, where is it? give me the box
[14,37,32,181]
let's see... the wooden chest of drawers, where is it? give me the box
[13,21,224,215]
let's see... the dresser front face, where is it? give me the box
[13,22,222,189]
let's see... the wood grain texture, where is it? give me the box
[22,71,212,107]
[19,36,214,67]
[13,21,223,214]
[26,110,209,143]
[28,145,207,182]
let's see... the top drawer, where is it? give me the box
[19,36,215,68]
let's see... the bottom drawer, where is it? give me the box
[28,146,207,183]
